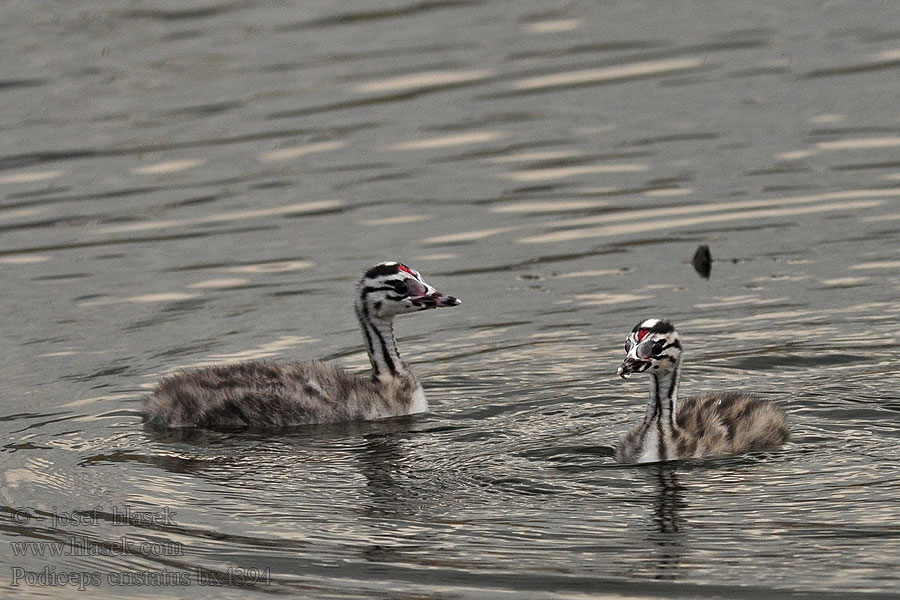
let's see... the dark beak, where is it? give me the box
[435,292,461,307]
[617,357,648,379]
[410,291,461,309]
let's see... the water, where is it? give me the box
[2,1,900,597]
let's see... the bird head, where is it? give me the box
[356,262,461,321]
[617,318,682,379]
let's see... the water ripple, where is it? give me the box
[3,1,900,597]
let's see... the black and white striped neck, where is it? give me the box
[639,365,681,462]
[645,366,680,424]
[351,261,458,384]
[356,304,409,382]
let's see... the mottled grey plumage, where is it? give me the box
[615,319,788,463]
[143,262,460,429]
[144,360,421,428]
[616,391,789,463]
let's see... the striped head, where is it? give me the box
[356,262,461,321]
[617,318,682,379]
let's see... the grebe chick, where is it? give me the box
[615,319,788,464]
[143,262,460,429]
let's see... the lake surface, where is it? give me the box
[2,1,900,597]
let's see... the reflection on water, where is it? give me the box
[649,467,685,580]
[2,0,900,597]
[510,57,705,91]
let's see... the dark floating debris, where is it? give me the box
[692,244,712,279]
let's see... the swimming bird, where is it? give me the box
[615,318,788,463]
[143,262,460,428]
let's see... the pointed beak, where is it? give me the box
[434,292,462,307]
[617,357,649,379]
[409,286,461,310]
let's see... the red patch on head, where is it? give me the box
[398,264,417,277]
[635,329,650,342]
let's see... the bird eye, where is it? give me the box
[635,341,653,360]
[388,279,409,295]
[652,340,666,355]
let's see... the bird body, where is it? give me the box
[615,319,788,463]
[144,360,424,428]
[616,391,789,463]
[143,262,459,429]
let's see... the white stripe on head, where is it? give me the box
[639,318,661,329]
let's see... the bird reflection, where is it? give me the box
[353,422,422,520]
[654,465,684,533]
[352,422,436,564]
[648,464,686,579]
